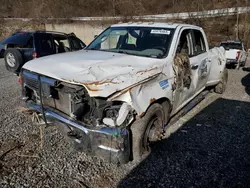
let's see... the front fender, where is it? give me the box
[108,73,174,117]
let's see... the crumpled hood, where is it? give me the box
[23,50,164,97]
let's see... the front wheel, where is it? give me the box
[214,68,228,94]
[130,103,169,161]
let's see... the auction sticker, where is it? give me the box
[151,29,171,35]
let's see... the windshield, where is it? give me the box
[86,27,175,58]
[220,42,242,50]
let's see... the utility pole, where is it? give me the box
[236,0,239,40]
[112,0,116,17]
[236,7,239,40]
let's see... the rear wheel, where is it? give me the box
[4,49,24,74]
[241,60,246,68]
[214,68,228,94]
[130,103,169,161]
[0,49,4,58]
[236,62,240,69]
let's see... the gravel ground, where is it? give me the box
[0,58,250,188]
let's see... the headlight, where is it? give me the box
[103,103,134,127]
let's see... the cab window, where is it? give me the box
[176,29,193,57]
[192,30,206,55]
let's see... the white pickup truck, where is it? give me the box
[220,40,248,69]
[20,22,227,164]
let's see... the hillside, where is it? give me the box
[0,0,248,18]
[0,0,250,47]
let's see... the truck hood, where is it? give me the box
[23,50,164,97]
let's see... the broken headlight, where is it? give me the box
[104,105,121,119]
[103,103,134,127]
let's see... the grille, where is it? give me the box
[24,77,39,91]
[23,71,39,91]
[23,71,73,116]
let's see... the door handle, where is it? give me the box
[191,64,199,70]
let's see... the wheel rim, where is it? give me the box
[6,53,16,67]
[143,111,164,152]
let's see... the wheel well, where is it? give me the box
[150,97,172,113]
[137,97,172,121]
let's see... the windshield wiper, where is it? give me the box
[87,48,97,50]
[117,50,131,55]
[118,50,163,58]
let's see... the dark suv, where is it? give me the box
[2,31,86,75]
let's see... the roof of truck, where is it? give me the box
[111,22,200,29]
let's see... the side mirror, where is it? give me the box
[94,35,98,38]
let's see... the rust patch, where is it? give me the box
[84,84,102,92]
[60,78,101,92]
[108,73,160,101]
[60,78,73,83]
[84,78,119,86]
[150,98,156,104]
[118,87,132,96]
[136,67,157,74]
[136,112,145,120]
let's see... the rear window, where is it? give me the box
[2,32,32,46]
[220,42,242,50]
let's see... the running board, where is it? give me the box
[164,90,210,131]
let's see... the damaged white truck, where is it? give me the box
[19,22,227,164]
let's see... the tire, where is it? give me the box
[4,49,24,74]
[241,60,246,68]
[130,103,169,161]
[236,62,240,70]
[231,64,237,69]
[0,49,4,58]
[214,68,228,94]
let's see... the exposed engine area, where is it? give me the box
[58,82,124,126]
[22,72,130,127]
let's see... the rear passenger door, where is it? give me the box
[34,33,56,57]
[190,29,211,92]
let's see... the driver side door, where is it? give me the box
[172,28,199,111]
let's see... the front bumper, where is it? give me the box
[26,102,131,164]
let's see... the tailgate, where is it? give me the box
[225,49,238,59]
